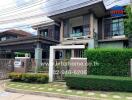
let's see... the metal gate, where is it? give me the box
[53,59,87,81]
[0,59,14,80]
[54,59,70,81]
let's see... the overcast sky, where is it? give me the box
[0,0,51,35]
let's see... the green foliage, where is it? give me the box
[8,73,22,81]
[9,73,48,83]
[85,48,132,76]
[65,75,132,92]
[124,5,132,37]
[37,66,49,72]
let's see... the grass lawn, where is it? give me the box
[7,81,132,100]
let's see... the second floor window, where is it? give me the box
[40,29,48,37]
[112,18,124,36]
[104,17,125,38]
[72,26,83,33]
[1,37,6,41]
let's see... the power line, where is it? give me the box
[0,0,88,24]
[0,0,67,19]
[0,20,52,30]
[0,0,42,14]
[0,13,46,24]
[0,0,49,17]
[0,0,68,24]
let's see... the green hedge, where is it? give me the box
[9,73,48,83]
[65,75,132,92]
[85,48,132,76]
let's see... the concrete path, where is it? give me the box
[0,80,67,100]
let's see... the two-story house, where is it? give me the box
[0,28,59,60]
[0,29,32,58]
[32,21,60,59]
[0,29,32,41]
[43,0,129,59]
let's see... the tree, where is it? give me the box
[124,5,132,37]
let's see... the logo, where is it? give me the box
[110,5,124,17]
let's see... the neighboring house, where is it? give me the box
[0,29,32,58]
[0,29,59,60]
[44,0,129,59]
[32,21,60,42]
[0,29,32,41]
[32,21,60,59]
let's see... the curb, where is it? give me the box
[5,88,100,100]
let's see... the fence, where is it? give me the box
[27,59,49,73]
[0,59,14,79]
[28,59,87,81]
[0,58,88,81]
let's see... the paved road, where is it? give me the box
[0,80,67,100]
[0,92,67,100]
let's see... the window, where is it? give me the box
[54,25,60,41]
[112,18,124,36]
[104,17,124,38]
[70,26,83,37]
[1,37,6,41]
[40,29,48,37]
[74,49,84,58]
[72,26,83,33]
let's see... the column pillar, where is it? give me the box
[35,42,42,73]
[49,46,55,82]
[89,13,96,48]
[37,28,41,35]
[60,20,64,42]
[90,13,94,38]
[71,49,74,58]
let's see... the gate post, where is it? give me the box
[35,43,42,73]
[131,59,132,77]
[49,46,54,82]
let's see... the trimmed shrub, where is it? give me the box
[65,74,132,92]
[8,73,22,81]
[9,73,48,83]
[85,48,132,76]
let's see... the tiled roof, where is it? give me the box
[0,29,33,37]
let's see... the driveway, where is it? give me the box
[0,80,67,100]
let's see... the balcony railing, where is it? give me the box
[70,32,83,37]
[64,24,90,38]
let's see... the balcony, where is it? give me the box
[64,24,90,40]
